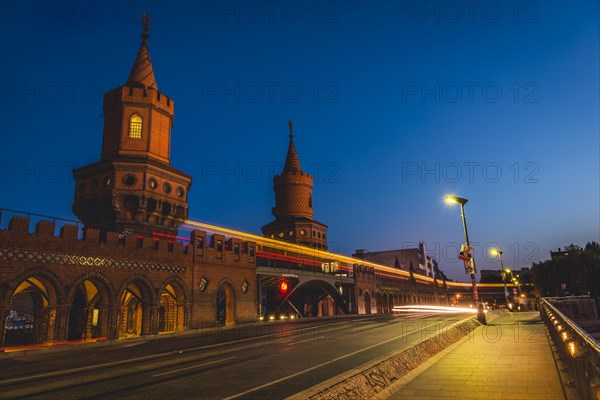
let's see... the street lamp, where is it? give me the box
[512,276,522,296]
[445,195,486,324]
[490,248,511,307]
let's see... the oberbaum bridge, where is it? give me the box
[2,23,598,396]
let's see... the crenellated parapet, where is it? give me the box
[103,86,174,114]
[0,215,259,271]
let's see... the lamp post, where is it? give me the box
[445,195,486,324]
[490,248,511,307]
[512,275,522,296]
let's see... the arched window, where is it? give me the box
[129,114,142,139]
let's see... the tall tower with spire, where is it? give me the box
[262,121,328,249]
[72,13,192,236]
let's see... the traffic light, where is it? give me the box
[279,281,289,293]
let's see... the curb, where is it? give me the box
[287,314,483,400]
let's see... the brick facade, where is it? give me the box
[0,213,257,346]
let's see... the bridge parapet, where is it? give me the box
[540,297,600,400]
[0,210,259,267]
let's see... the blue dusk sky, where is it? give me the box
[1,1,598,282]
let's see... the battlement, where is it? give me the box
[275,170,312,180]
[0,211,257,266]
[103,86,174,113]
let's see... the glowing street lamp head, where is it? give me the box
[444,195,468,205]
[490,248,503,257]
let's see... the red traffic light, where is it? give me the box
[279,281,288,293]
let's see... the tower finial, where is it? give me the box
[141,12,151,43]
[126,12,157,89]
[288,119,294,140]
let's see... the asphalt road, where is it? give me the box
[0,313,473,399]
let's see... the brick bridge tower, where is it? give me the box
[73,14,192,236]
[262,121,328,249]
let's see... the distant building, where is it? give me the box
[480,269,503,282]
[550,248,571,259]
[353,242,435,277]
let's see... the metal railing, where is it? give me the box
[540,297,600,399]
[0,207,82,227]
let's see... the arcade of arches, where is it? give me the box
[0,271,196,347]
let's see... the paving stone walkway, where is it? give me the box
[384,312,565,400]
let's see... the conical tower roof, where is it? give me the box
[126,13,157,90]
[283,120,302,173]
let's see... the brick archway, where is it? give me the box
[1,267,65,347]
[363,290,372,315]
[157,276,190,332]
[116,275,155,337]
[66,272,116,341]
[216,280,236,326]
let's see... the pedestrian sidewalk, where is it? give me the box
[382,312,565,400]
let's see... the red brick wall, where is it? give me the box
[0,215,257,345]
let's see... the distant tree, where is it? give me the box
[532,241,600,298]
[563,243,582,253]
[585,241,600,255]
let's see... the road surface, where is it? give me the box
[0,313,471,399]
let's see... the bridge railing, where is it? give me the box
[0,208,84,237]
[539,297,600,399]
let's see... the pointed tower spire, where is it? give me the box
[126,12,158,90]
[283,119,302,173]
[262,120,328,249]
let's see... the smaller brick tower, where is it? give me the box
[262,121,328,249]
[72,14,192,236]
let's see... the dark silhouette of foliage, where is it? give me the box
[532,241,600,298]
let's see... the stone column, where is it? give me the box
[53,304,70,342]
[0,306,10,347]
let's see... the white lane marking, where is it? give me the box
[223,316,472,400]
[347,313,435,330]
[1,320,359,385]
[1,352,172,385]
[152,356,236,377]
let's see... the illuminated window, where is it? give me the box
[129,114,142,138]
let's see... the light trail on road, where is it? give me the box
[0,313,473,399]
